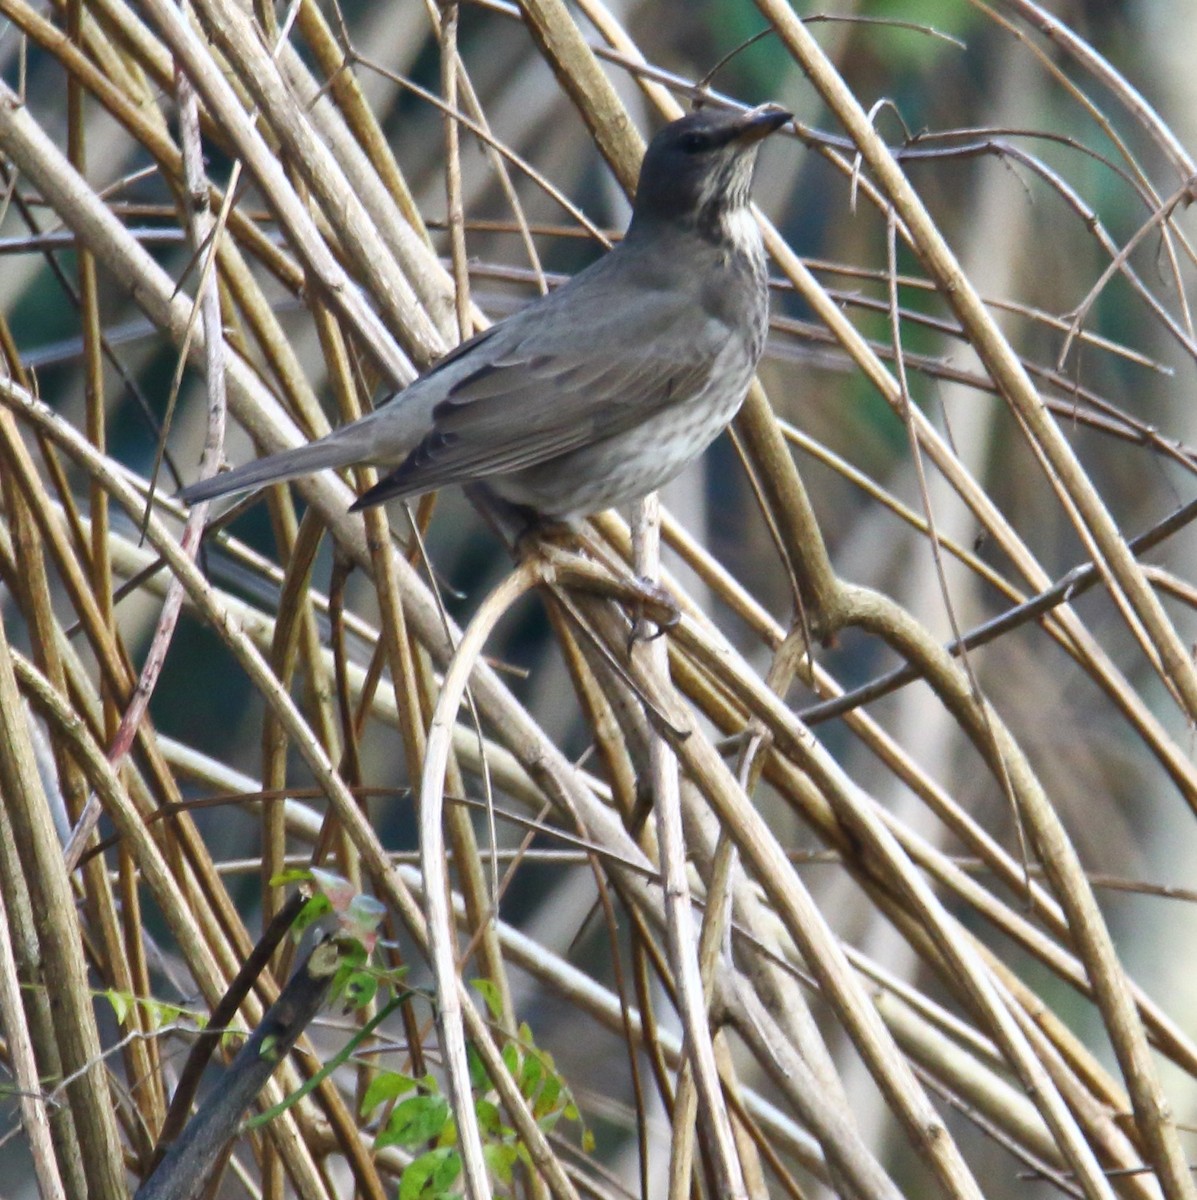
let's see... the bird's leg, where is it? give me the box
[629,587,677,646]
[527,528,681,632]
[526,536,680,630]
[462,484,681,630]
[566,522,681,640]
[462,482,541,548]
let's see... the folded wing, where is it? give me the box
[353,264,731,508]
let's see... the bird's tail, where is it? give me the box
[179,431,372,505]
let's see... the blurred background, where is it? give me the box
[4,1,1197,1197]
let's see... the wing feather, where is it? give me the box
[356,244,748,504]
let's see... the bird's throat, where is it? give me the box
[719,205,765,265]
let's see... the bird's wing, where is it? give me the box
[361,270,735,501]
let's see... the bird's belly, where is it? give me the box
[489,364,752,521]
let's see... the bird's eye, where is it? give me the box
[679,132,708,153]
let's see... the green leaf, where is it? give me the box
[518,1049,543,1098]
[334,969,377,1010]
[501,1041,520,1077]
[376,1095,450,1150]
[337,940,369,970]
[360,1070,418,1117]
[399,1146,460,1200]
[474,1098,502,1135]
[533,1073,561,1120]
[376,964,410,991]
[143,1001,173,1030]
[103,990,130,1024]
[466,1042,489,1092]
[291,893,332,937]
[269,868,313,887]
[470,977,503,1021]
[483,1141,518,1186]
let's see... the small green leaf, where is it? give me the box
[518,1050,543,1097]
[269,868,313,887]
[376,964,410,991]
[399,1147,460,1200]
[334,969,377,1010]
[533,1073,561,1120]
[104,990,130,1024]
[336,939,369,970]
[582,1128,596,1153]
[291,893,332,937]
[376,1095,450,1150]
[483,1142,518,1186]
[474,1098,501,1135]
[360,1070,418,1117]
[470,977,503,1021]
[466,1043,489,1092]
[143,1001,174,1031]
[501,1041,519,1077]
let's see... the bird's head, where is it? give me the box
[627,104,790,246]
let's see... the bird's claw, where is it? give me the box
[628,577,681,646]
[517,535,681,639]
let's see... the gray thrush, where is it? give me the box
[181,103,791,521]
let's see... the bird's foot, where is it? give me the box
[627,577,681,646]
[513,517,577,559]
[525,538,681,632]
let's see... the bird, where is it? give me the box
[181,103,791,524]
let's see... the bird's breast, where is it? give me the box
[700,243,768,357]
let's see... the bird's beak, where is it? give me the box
[731,103,792,145]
